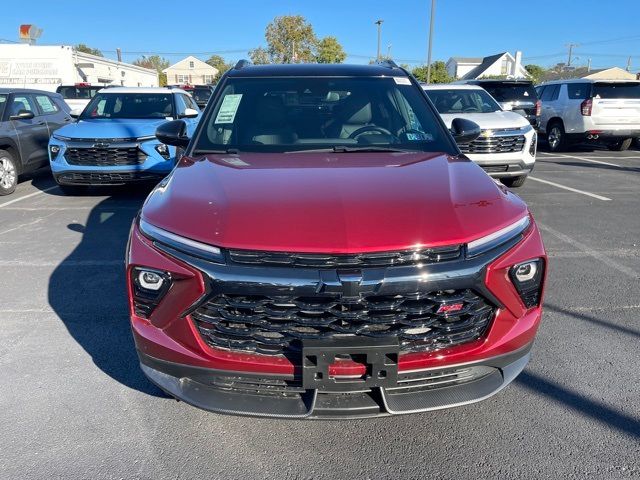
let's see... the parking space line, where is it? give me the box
[528,177,612,201]
[541,153,620,167]
[0,186,58,208]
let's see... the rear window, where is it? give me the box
[479,82,537,102]
[592,82,640,99]
[56,86,103,100]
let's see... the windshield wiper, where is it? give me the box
[192,148,240,155]
[284,146,418,154]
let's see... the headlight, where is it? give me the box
[139,217,224,263]
[49,145,61,159]
[131,267,171,318]
[467,215,530,257]
[154,143,171,160]
[509,259,545,308]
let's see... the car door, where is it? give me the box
[8,94,50,167]
[539,84,560,133]
[35,93,73,134]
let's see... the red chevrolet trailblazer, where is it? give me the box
[126,61,546,418]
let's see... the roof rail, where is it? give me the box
[375,59,399,69]
[234,59,251,70]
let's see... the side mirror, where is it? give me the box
[450,118,481,144]
[9,110,35,121]
[179,108,199,119]
[156,120,190,148]
[70,108,83,119]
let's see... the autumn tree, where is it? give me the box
[265,15,317,63]
[411,61,452,84]
[524,64,546,84]
[205,54,234,82]
[316,36,346,64]
[133,55,170,86]
[75,44,103,57]
[249,47,271,65]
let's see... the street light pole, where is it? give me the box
[426,0,436,84]
[375,19,384,61]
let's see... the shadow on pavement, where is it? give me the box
[47,186,167,397]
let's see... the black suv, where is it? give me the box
[460,80,540,128]
[0,89,72,195]
[191,85,215,109]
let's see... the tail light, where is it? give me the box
[581,98,593,116]
[509,259,545,308]
[535,100,541,117]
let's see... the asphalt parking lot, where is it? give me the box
[1,146,639,479]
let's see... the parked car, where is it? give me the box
[190,85,216,109]
[126,61,547,418]
[0,88,72,195]
[48,87,200,194]
[536,79,640,152]
[458,79,540,128]
[56,83,107,111]
[424,84,537,187]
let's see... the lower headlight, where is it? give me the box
[154,143,171,160]
[509,259,545,308]
[49,145,61,160]
[529,133,537,156]
[131,267,172,318]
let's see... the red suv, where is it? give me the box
[126,61,546,418]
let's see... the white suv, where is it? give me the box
[424,84,537,187]
[536,79,640,152]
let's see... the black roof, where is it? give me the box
[0,87,62,95]
[460,52,507,80]
[226,63,408,78]
[464,79,534,86]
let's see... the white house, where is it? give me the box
[459,51,529,80]
[162,56,218,85]
[0,44,158,91]
[445,57,482,79]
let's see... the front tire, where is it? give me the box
[501,175,528,188]
[0,150,19,196]
[546,122,567,152]
[607,138,632,151]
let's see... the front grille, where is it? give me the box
[65,147,146,166]
[191,289,495,357]
[482,165,509,173]
[459,133,526,154]
[59,172,163,184]
[228,245,462,268]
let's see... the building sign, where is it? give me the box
[0,60,62,85]
[19,24,43,45]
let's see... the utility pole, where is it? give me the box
[375,20,383,61]
[566,43,579,67]
[587,58,591,72]
[626,56,632,72]
[426,0,436,84]
[387,44,392,59]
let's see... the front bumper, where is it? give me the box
[138,343,533,419]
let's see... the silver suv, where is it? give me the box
[536,79,640,152]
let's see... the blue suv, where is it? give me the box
[49,87,200,194]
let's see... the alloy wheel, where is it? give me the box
[0,157,16,190]
[548,127,561,150]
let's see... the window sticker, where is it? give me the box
[406,132,433,141]
[215,94,243,124]
[393,77,411,85]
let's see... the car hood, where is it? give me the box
[54,118,169,140]
[438,111,530,130]
[142,152,529,253]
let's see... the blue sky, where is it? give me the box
[2,0,639,71]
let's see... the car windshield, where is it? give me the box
[81,93,174,119]
[57,86,103,100]
[478,83,537,103]
[592,82,640,99]
[192,89,212,103]
[426,89,501,114]
[0,94,7,118]
[193,77,451,153]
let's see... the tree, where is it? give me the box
[133,55,170,86]
[75,44,103,57]
[205,54,233,82]
[265,15,317,63]
[316,36,346,64]
[411,61,452,84]
[249,47,271,65]
[524,64,546,84]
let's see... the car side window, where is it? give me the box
[540,85,559,102]
[35,95,61,114]
[567,83,590,99]
[182,94,198,111]
[535,86,545,98]
[10,95,37,116]
[174,94,188,116]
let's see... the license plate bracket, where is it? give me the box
[302,337,399,391]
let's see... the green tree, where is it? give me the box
[133,55,170,86]
[205,54,233,82]
[411,61,452,84]
[316,36,346,64]
[524,64,546,84]
[249,47,271,65]
[75,44,103,57]
[265,15,317,63]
